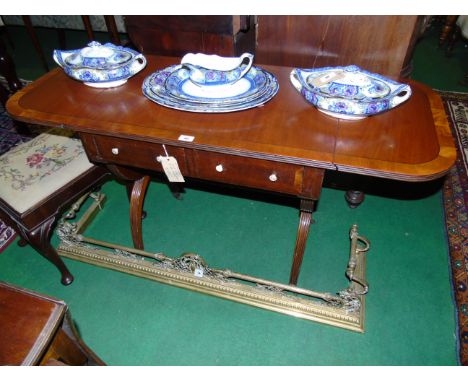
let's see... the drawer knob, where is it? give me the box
[269,173,278,182]
[215,164,224,173]
[111,148,119,155]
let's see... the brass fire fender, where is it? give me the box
[56,192,371,332]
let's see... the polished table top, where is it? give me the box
[7,55,456,182]
[0,282,66,365]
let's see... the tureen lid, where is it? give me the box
[63,41,134,70]
[302,65,397,101]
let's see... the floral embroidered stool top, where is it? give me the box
[0,132,93,213]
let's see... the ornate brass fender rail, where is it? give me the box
[56,193,371,332]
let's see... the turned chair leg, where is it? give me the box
[439,16,459,47]
[19,216,74,285]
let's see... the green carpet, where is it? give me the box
[0,18,464,365]
[0,178,457,365]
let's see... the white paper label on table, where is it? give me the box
[156,156,185,182]
[178,135,195,142]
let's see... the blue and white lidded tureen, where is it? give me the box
[53,41,147,88]
[290,65,412,120]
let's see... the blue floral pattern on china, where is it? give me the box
[290,65,412,120]
[78,51,132,69]
[142,65,279,113]
[185,65,247,86]
[53,41,146,87]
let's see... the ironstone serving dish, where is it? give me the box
[142,64,279,113]
[53,41,146,88]
[290,65,412,120]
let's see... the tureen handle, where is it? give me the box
[289,69,304,92]
[132,54,147,71]
[52,50,64,68]
[390,85,412,107]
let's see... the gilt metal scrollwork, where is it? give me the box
[56,193,371,332]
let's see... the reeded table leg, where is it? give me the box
[129,175,150,250]
[106,164,150,250]
[289,199,315,285]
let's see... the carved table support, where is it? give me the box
[106,164,149,250]
[129,175,150,249]
[289,198,315,285]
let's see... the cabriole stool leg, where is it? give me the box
[21,216,74,285]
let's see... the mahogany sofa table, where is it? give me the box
[6,55,456,286]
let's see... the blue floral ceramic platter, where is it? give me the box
[53,41,147,88]
[290,65,412,120]
[142,65,279,113]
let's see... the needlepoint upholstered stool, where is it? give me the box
[0,131,109,285]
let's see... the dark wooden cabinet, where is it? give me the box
[124,16,256,57]
[254,15,424,78]
[124,16,424,78]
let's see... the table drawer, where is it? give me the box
[193,150,305,195]
[84,135,188,174]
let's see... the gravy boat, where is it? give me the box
[181,52,254,86]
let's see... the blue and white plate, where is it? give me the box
[142,65,279,113]
[290,65,412,120]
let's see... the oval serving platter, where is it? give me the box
[142,65,279,113]
[143,76,277,112]
[290,65,412,120]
